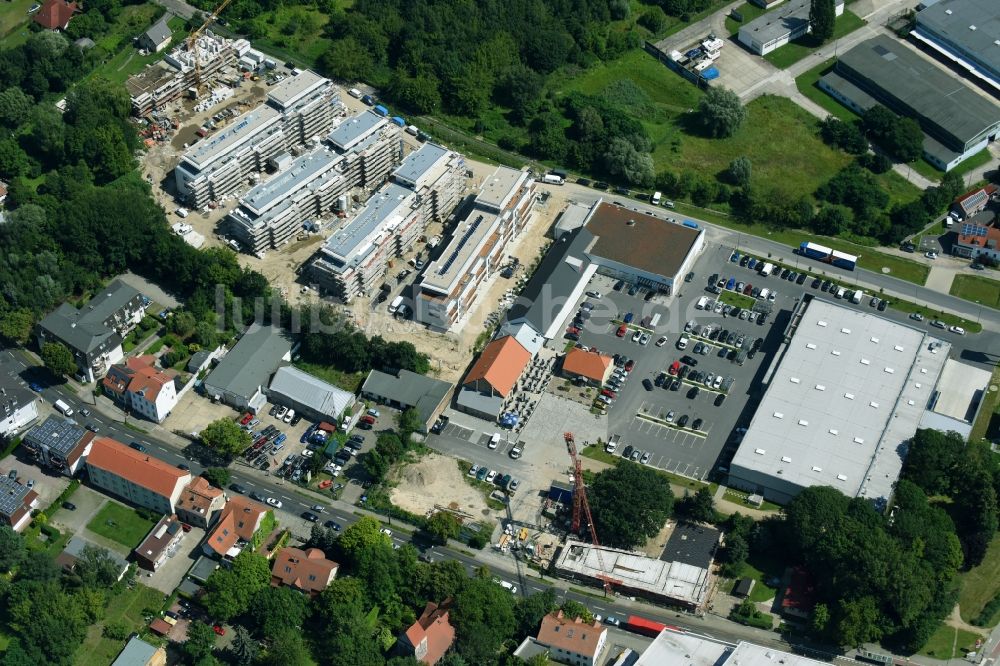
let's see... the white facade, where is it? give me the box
[0,393,39,438]
[127,378,178,423]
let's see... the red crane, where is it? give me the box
[565,432,620,593]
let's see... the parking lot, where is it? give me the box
[563,243,805,481]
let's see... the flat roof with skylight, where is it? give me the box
[392,142,451,188]
[265,69,328,109]
[327,111,389,151]
[319,182,414,266]
[730,297,949,504]
[476,166,528,212]
[914,0,1000,90]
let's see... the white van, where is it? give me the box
[388,295,404,314]
[489,433,501,449]
[348,88,362,99]
[652,191,662,205]
[54,399,74,417]
[542,174,565,185]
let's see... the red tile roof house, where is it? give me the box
[561,348,613,386]
[203,495,270,559]
[85,437,191,515]
[780,566,817,620]
[270,547,339,596]
[101,355,179,423]
[175,477,225,529]
[32,0,79,30]
[396,599,456,665]
[535,610,607,666]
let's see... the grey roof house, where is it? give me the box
[203,325,295,411]
[36,279,146,382]
[137,15,172,53]
[267,365,356,422]
[360,369,452,432]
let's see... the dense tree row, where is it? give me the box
[902,430,999,566]
[301,325,430,375]
[199,516,561,665]
[755,484,961,652]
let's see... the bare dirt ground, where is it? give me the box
[390,452,495,520]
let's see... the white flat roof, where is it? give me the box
[476,166,528,211]
[392,142,451,188]
[732,297,949,502]
[319,182,415,266]
[327,110,388,151]
[266,69,327,109]
[932,358,992,422]
[555,540,710,607]
[635,633,829,666]
[181,105,282,171]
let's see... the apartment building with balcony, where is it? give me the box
[36,280,147,383]
[173,70,344,208]
[309,142,464,302]
[226,110,403,254]
[414,166,535,331]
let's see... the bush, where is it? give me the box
[102,622,130,640]
[467,531,489,549]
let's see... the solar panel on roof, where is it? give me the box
[961,223,988,237]
[961,190,988,210]
[438,215,484,275]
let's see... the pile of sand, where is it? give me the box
[390,453,493,518]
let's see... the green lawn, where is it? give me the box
[90,15,185,85]
[881,296,981,333]
[732,555,782,603]
[947,148,994,181]
[294,361,365,393]
[970,363,1000,442]
[950,275,1000,310]
[0,0,36,46]
[666,95,854,204]
[919,624,984,659]
[795,58,861,123]
[719,290,756,310]
[764,11,866,69]
[86,502,157,549]
[76,584,168,666]
[960,534,1000,625]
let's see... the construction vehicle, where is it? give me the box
[187,0,236,95]
[565,432,621,594]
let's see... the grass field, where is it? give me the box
[724,2,769,36]
[90,16,185,85]
[666,95,854,204]
[950,275,1000,310]
[970,364,1000,442]
[719,290,756,310]
[794,58,861,122]
[86,502,157,549]
[960,535,1000,625]
[76,585,168,666]
[0,0,36,47]
[919,624,984,659]
[764,12,866,69]
[254,6,332,68]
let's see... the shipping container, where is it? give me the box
[625,615,669,637]
[373,105,389,117]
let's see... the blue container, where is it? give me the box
[390,116,405,127]
[373,105,389,117]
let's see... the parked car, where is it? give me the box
[129,442,146,453]
[909,313,924,321]
[640,451,651,464]
[62,501,76,511]
[230,484,247,494]
[302,511,319,522]
[622,445,634,459]
[692,418,703,430]
[949,325,966,335]
[266,497,282,508]
[656,336,668,347]
[677,415,689,427]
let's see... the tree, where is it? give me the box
[185,621,218,662]
[603,137,654,187]
[397,407,422,438]
[201,467,231,489]
[813,204,852,236]
[248,586,308,640]
[202,551,271,620]
[887,118,924,162]
[74,545,123,587]
[902,429,963,495]
[257,628,312,666]
[0,309,35,345]
[559,599,594,623]
[199,418,251,458]
[168,310,197,338]
[676,487,716,523]
[638,7,669,33]
[228,625,258,666]
[727,156,752,187]
[0,88,31,129]
[515,589,557,637]
[451,577,518,662]
[587,462,674,549]
[335,515,391,569]
[40,342,76,378]
[697,88,747,138]
[0,526,25,572]
[425,511,461,545]
[809,0,836,43]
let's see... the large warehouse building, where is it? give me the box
[728,297,951,505]
[819,36,1000,171]
[912,0,1000,95]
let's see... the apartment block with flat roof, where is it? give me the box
[173,70,344,208]
[226,111,403,254]
[308,142,464,302]
[414,166,534,331]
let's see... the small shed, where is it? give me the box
[733,577,756,598]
